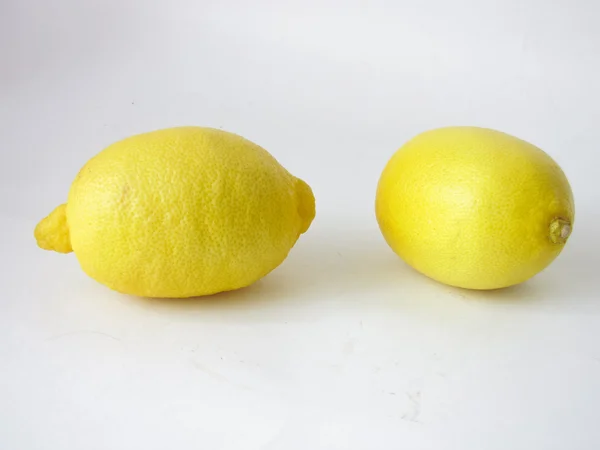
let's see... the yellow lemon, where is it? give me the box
[35,127,315,298]
[376,126,574,290]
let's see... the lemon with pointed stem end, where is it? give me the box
[35,127,315,298]
[376,126,574,290]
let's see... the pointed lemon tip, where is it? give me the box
[35,204,73,253]
[295,178,316,234]
[549,217,572,245]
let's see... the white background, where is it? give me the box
[1,1,600,449]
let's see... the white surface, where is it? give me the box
[1,1,600,449]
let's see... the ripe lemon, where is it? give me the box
[376,127,574,290]
[35,127,315,298]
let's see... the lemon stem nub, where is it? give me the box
[34,204,73,253]
[549,218,572,244]
[295,178,316,234]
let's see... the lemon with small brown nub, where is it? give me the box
[376,126,574,290]
[35,127,315,298]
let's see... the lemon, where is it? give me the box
[376,126,574,290]
[35,127,315,298]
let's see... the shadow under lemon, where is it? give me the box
[117,210,600,319]
[128,222,411,317]
[446,210,600,309]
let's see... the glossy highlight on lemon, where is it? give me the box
[35,127,315,298]
[376,126,574,290]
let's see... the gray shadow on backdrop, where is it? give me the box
[458,210,600,309]
[123,211,600,319]
[127,221,411,319]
